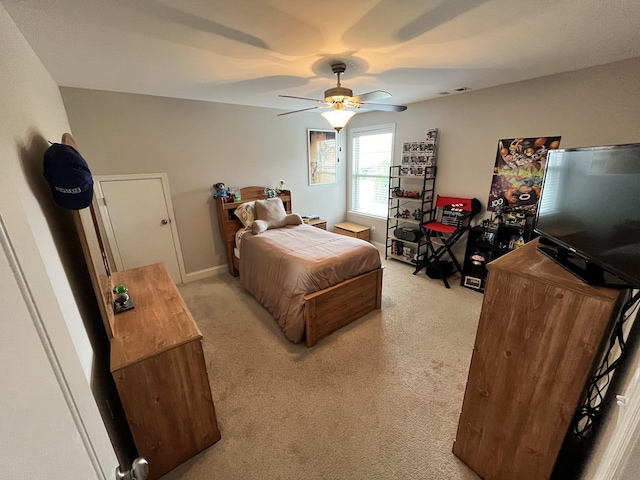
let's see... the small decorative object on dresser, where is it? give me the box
[112,283,134,313]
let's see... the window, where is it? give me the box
[349,124,395,217]
[539,150,562,215]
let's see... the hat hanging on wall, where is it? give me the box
[43,143,94,210]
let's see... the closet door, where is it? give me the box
[96,173,186,284]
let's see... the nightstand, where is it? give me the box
[307,218,327,230]
[334,222,370,242]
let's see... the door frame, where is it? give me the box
[94,173,187,284]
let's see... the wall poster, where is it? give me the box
[487,136,561,214]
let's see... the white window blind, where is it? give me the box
[539,150,562,214]
[350,124,395,217]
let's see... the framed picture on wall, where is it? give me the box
[308,129,337,185]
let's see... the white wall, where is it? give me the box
[0,5,117,478]
[62,58,640,264]
[348,56,640,244]
[59,90,348,275]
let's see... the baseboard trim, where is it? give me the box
[185,265,227,282]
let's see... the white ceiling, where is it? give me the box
[4,0,640,113]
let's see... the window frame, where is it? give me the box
[347,123,396,219]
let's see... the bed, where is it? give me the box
[215,186,382,347]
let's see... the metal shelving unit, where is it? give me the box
[385,129,439,264]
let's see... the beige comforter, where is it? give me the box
[239,224,381,343]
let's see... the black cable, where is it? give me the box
[572,289,640,438]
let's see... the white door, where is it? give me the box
[96,174,186,284]
[0,220,114,480]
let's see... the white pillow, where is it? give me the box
[234,201,256,228]
[251,215,304,234]
[252,198,303,235]
[254,198,287,228]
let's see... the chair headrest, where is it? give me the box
[436,196,482,215]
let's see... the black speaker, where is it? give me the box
[394,227,419,242]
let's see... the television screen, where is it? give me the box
[535,143,640,287]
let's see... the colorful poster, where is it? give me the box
[487,136,561,213]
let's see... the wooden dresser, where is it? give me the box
[110,263,220,480]
[453,239,624,480]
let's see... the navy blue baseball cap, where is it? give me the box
[43,143,94,210]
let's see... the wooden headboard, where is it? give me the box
[215,186,292,276]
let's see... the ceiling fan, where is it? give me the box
[277,62,407,131]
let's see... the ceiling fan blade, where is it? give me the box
[359,102,408,112]
[277,106,325,116]
[351,90,392,103]
[279,94,324,103]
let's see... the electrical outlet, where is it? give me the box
[370,226,376,233]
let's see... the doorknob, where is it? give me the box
[116,457,149,480]
[161,219,169,225]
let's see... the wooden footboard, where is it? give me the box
[303,266,383,347]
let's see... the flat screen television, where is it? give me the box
[535,143,640,288]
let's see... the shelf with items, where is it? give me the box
[460,226,496,291]
[389,216,423,226]
[387,252,418,264]
[386,129,439,265]
[460,219,537,292]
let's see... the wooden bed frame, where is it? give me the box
[215,186,383,347]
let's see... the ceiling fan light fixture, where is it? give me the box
[321,105,356,132]
[278,61,406,125]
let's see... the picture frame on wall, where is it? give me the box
[308,129,337,185]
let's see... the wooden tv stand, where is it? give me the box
[453,239,625,480]
[110,263,220,480]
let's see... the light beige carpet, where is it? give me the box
[165,257,483,480]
